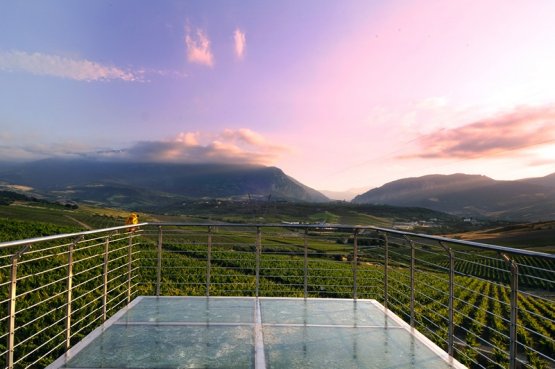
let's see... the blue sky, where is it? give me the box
[1,1,555,195]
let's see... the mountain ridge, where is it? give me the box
[352,173,555,221]
[0,159,329,209]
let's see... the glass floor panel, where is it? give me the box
[65,325,254,369]
[120,296,255,324]
[47,296,466,369]
[264,326,454,369]
[260,298,400,326]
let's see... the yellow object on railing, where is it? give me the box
[125,212,139,232]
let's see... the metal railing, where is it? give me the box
[0,223,553,369]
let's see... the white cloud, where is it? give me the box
[0,139,95,162]
[185,28,214,67]
[0,129,287,165]
[0,50,140,82]
[234,28,246,59]
[124,129,286,165]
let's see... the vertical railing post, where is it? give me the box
[439,241,454,356]
[353,229,359,300]
[206,226,212,297]
[303,228,308,299]
[102,236,110,322]
[404,236,416,327]
[66,236,82,350]
[127,234,133,304]
[502,254,518,369]
[255,227,261,297]
[7,255,17,369]
[7,258,17,369]
[382,232,389,310]
[6,244,28,369]
[156,226,163,296]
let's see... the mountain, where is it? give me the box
[352,173,555,221]
[519,172,555,188]
[0,159,328,209]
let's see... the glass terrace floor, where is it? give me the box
[47,296,466,369]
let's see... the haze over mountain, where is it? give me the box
[319,187,370,202]
[352,173,555,221]
[0,159,328,209]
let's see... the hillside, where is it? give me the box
[0,188,485,239]
[352,173,555,221]
[0,159,328,209]
[447,221,555,253]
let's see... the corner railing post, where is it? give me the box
[303,228,308,299]
[102,235,110,322]
[404,236,416,327]
[439,241,454,356]
[255,227,261,297]
[66,236,82,350]
[382,232,389,310]
[353,229,359,300]
[156,226,163,296]
[206,226,212,297]
[6,244,29,369]
[502,254,518,369]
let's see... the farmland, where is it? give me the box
[0,201,553,368]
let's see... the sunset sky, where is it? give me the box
[1,1,555,196]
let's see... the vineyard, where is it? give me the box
[136,225,555,368]
[0,222,553,368]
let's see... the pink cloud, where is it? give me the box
[222,128,267,146]
[123,129,286,165]
[185,28,214,67]
[408,105,555,159]
[234,28,246,59]
[0,128,286,165]
[176,132,200,146]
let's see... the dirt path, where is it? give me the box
[65,215,92,230]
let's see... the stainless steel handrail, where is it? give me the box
[0,223,149,249]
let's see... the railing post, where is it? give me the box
[404,236,416,327]
[6,244,28,369]
[255,227,261,297]
[502,254,518,369]
[156,226,163,296]
[206,226,212,297]
[7,256,16,369]
[66,236,82,350]
[382,232,389,310]
[353,229,359,300]
[7,258,17,369]
[127,234,133,304]
[102,236,110,321]
[6,244,30,369]
[303,228,308,299]
[439,241,454,356]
